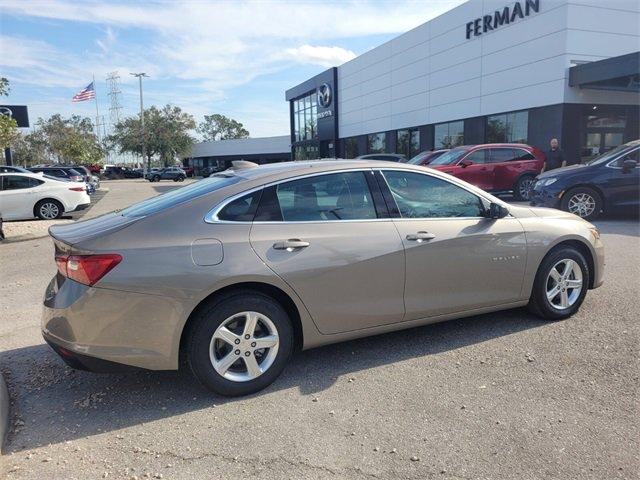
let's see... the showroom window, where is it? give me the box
[434,121,464,149]
[486,111,528,143]
[368,133,386,154]
[294,145,319,160]
[344,137,359,158]
[293,92,318,142]
[397,129,420,158]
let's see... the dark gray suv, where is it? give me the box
[146,167,186,182]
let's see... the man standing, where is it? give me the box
[542,138,566,172]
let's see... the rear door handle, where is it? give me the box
[273,239,310,251]
[406,231,436,242]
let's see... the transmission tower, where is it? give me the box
[106,71,123,130]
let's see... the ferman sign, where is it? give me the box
[466,0,540,39]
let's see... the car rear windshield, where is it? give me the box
[429,149,468,166]
[118,174,242,218]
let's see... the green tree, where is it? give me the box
[197,114,249,141]
[109,105,196,167]
[33,114,104,164]
[0,77,9,97]
[0,115,19,150]
[12,130,49,166]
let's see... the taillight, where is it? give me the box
[54,254,122,286]
[69,187,85,192]
[70,175,83,182]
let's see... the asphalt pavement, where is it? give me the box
[0,179,638,480]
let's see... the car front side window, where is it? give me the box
[382,170,485,219]
[272,171,378,222]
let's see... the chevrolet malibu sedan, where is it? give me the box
[43,160,604,396]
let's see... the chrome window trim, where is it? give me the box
[204,166,505,224]
[605,147,640,170]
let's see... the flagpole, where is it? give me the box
[93,74,101,146]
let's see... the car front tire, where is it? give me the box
[528,247,590,320]
[187,291,293,396]
[514,175,535,201]
[561,187,602,220]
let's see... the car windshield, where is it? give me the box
[584,144,636,166]
[407,153,428,165]
[119,174,243,218]
[429,149,468,166]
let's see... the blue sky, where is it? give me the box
[1,0,465,138]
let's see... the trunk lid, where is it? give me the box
[48,212,139,251]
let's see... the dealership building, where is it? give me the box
[285,0,639,163]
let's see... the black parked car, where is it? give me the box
[0,165,30,173]
[104,166,143,179]
[29,166,85,183]
[530,140,639,220]
[146,166,186,182]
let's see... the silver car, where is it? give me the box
[42,160,604,396]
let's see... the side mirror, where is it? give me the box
[459,159,473,168]
[488,203,509,219]
[622,159,637,173]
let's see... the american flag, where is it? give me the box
[71,82,95,102]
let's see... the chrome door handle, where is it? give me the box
[406,231,436,242]
[273,239,310,251]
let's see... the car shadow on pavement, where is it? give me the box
[1,308,546,453]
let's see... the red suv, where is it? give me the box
[427,143,545,200]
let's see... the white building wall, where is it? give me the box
[337,0,640,139]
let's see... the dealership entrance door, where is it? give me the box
[580,108,627,163]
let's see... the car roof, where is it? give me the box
[0,171,49,179]
[453,143,533,150]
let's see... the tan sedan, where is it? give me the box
[43,160,604,396]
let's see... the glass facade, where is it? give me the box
[434,121,464,149]
[397,129,420,158]
[294,144,319,160]
[293,92,318,142]
[486,111,528,143]
[368,132,386,153]
[344,137,359,158]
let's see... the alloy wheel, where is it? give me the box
[209,311,279,382]
[546,259,583,310]
[567,193,596,218]
[39,202,60,219]
[519,178,534,200]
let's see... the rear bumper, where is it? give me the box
[73,202,90,212]
[41,275,187,371]
[43,331,139,373]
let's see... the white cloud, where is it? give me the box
[283,45,356,68]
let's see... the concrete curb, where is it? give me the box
[0,371,9,454]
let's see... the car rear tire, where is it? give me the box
[177,175,185,182]
[187,291,293,396]
[528,247,589,320]
[153,175,161,182]
[514,175,535,201]
[561,187,602,220]
[35,199,63,220]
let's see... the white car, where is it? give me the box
[0,172,90,220]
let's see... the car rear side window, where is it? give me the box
[488,148,516,163]
[120,175,242,218]
[382,170,485,218]
[217,190,262,222]
[266,172,378,222]
[514,149,535,160]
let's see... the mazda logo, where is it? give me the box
[317,83,332,108]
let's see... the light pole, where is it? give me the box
[130,72,148,174]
